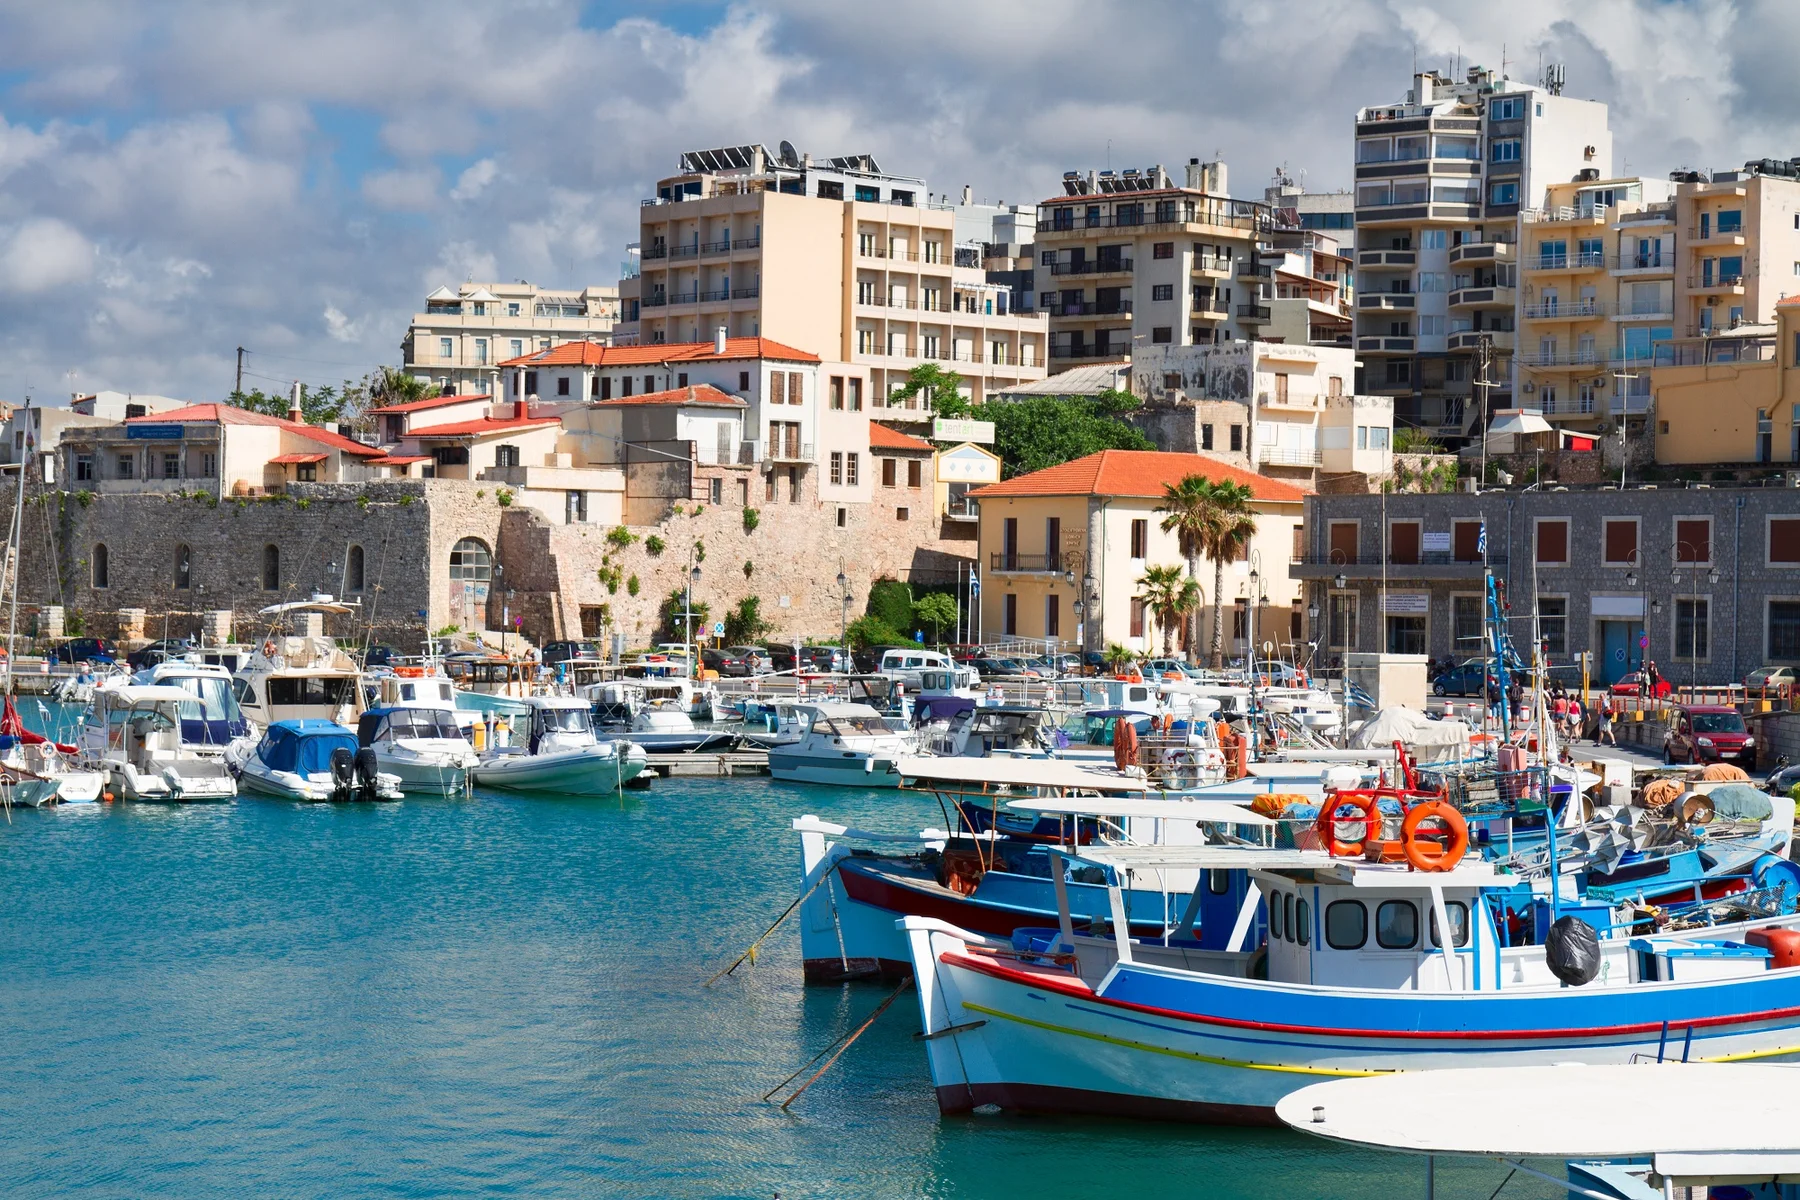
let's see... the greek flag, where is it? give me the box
[1345,681,1377,710]
[968,566,980,596]
[1476,521,1488,556]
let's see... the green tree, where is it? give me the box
[229,384,348,425]
[1156,474,1213,663]
[1199,482,1258,669]
[982,395,1152,477]
[657,587,710,644]
[844,613,909,649]
[866,577,914,631]
[887,363,968,416]
[1102,642,1136,673]
[1136,563,1200,659]
[912,592,958,644]
[722,596,773,645]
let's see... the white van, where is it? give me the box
[878,648,978,690]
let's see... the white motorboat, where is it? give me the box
[134,658,258,762]
[0,696,103,806]
[356,706,479,796]
[622,704,735,753]
[767,703,913,788]
[81,685,237,802]
[236,719,402,802]
[233,633,366,730]
[471,696,648,796]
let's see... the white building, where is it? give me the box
[402,281,620,397]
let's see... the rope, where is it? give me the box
[704,860,841,986]
[770,977,912,1110]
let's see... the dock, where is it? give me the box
[645,750,770,778]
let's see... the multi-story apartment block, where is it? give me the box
[1352,67,1611,439]
[1675,160,1800,340]
[1035,159,1273,368]
[402,282,620,397]
[624,143,1048,422]
[1515,175,1676,431]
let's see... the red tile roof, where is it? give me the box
[126,403,383,458]
[496,336,819,369]
[268,452,328,465]
[591,384,744,408]
[404,415,561,439]
[868,422,934,452]
[968,450,1309,503]
[369,392,491,415]
[367,455,432,466]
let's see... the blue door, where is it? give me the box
[1599,621,1645,685]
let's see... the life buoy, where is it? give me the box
[394,666,425,677]
[262,639,277,658]
[1315,792,1381,857]
[1401,800,1469,872]
[1113,718,1139,772]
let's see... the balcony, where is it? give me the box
[1448,241,1514,265]
[1256,445,1322,467]
[1048,300,1134,318]
[1036,207,1265,236]
[1357,292,1416,311]
[1525,251,1606,273]
[764,440,815,463]
[1192,255,1233,276]
[1050,342,1130,361]
[1236,304,1271,322]
[856,295,954,313]
[1610,252,1669,274]
[1449,285,1515,309]
[1516,352,1605,370]
[1523,205,1610,226]
[1238,261,1273,282]
[1522,299,1604,321]
[1357,249,1417,268]
[696,286,760,303]
[1356,335,1416,353]
[1610,394,1651,416]
[1688,273,1747,293]
[1049,257,1134,277]
[1688,226,1748,245]
[1447,329,1515,352]
[1611,305,1674,324]
[699,236,760,256]
[990,552,1062,573]
[1292,552,1503,581]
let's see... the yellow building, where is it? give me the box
[1675,167,1800,340]
[967,450,1308,657]
[623,143,1048,422]
[1650,299,1798,465]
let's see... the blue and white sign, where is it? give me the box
[712,622,725,636]
[127,424,184,440]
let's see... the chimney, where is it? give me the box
[961,184,973,205]
[517,394,531,420]
[1186,158,1203,189]
[288,380,303,423]
[714,325,728,355]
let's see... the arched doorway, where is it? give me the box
[448,538,491,627]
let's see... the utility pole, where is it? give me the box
[235,346,246,398]
[1475,334,1493,490]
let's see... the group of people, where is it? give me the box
[1548,685,1616,747]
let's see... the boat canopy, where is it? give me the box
[358,707,461,745]
[1003,796,1275,826]
[257,595,359,616]
[896,756,1151,793]
[260,720,357,774]
[911,696,976,726]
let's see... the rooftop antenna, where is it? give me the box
[1501,43,1508,79]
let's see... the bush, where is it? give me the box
[845,614,909,650]
[496,489,514,507]
[742,507,759,533]
[866,577,913,632]
[722,596,772,645]
[693,538,705,564]
[645,535,666,556]
[742,560,754,579]
[607,526,638,549]
[626,574,640,597]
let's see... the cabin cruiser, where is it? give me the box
[356,707,479,795]
[237,718,402,802]
[470,696,648,796]
[767,703,914,788]
[134,658,255,761]
[232,634,365,732]
[82,685,237,802]
[735,701,808,749]
[913,701,1054,758]
[442,654,533,719]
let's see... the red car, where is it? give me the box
[1610,671,1673,699]
[1663,704,1756,766]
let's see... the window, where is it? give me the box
[1325,900,1367,950]
[1045,595,1059,637]
[1452,595,1482,654]
[1282,894,1294,942]
[91,543,108,589]
[845,453,858,486]
[830,377,844,410]
[830,452,843,485]
[1490,138,1520,162]
[1539,597,1568,656]
[494,444,520,468]
[1130,519,1148,559]
[1535,519,1569,566]
[173,543,191,590]
[439,337,454,358]
[1430,902,1471,948]
[346,545,365,593]
[1388,521,1420,565]
[1718,210,1744,233]
[1129,597,1146,638]
[1152,326,1172,344]
[74,454,94,482]
[1676,597,1709,660]
[116,455,134,479]
[449,538,490,585]
[765,471,775,502]
[709,477,722,505]
[1376,900,1419,949]
[1420,229,1447,250]
[598,377,612,400]
[644,374,655,394]
[881,457,897,487]
[1419,315,1444,336]
[1297,898,1310,946]
[1201,424,1214,451]
[1386,614,1426,655]
[1489,96,1523,120]
[788,374,802,406]
[1229,425,1242,452]
[295,462,316,483]
[565,490,588,524]
[1329,593,1358,651]
[739,370,750,392]
[1604,519,1639,567]
[1003,593,1018,635]
[1152,242,1173,259]
[1232,599,1248,641]
[525,370,539,396]
[1329,521,1359,564]
[1453,520,1483,563]
[1489,181,1519,205]
[262,544,280,591]
[849,378,863,410]
[161,452,179,479]
[907,459,921,488]
[1676,518,1712,564]
[1771,518,1800,565]
[1152,284,1173,302]
[836,507,847,528]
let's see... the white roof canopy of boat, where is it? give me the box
[1064,844,1509,884]
[1276,1064,1800,1181]
[107,684,202,705]
[1004,797,1275,826]
[258,594,359,616]
[896,756,1150,792]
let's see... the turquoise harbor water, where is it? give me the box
[0,771,1566,1198]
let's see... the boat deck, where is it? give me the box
[644,750,770,778]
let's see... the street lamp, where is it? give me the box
[836,567,851,675]
[1070,598,1085,681]
[686,549,702,674]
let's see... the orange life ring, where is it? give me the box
[1401,800,1470,872]
[262,639,277,657]
[1314,792,1381,857]
[1113,718,1139,772]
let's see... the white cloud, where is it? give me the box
[450,158,498,202]
[362,167,440,212]
[0,218,96,292]
[322,304,362,342]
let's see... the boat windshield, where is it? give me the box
[164,675,243,723]
[267,676,360,706]
[387,710,462,739]
[538,707,592,733]
[820,714,892,737]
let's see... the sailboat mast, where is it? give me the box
[4,405,29,696]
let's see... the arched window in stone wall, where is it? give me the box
[174,543,192,590]
[346,545,365,593]
[262,544,280,592]
[91,544,109,590]
[449,538,491,584]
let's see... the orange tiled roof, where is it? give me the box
[967,450,1309,503]
[126,403,383,458]
[496,336,820,368]
[268,452,328,465]
[591,384,744,408]
[868,422,934,452]
[405,415,561,438]
[367,455,432,466]
[369,392,491,415]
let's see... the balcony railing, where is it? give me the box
[1358,292,1416,310]
[1238,261,1273,281]
[1256,445,1323,466]
[1358,249,1417,268]
[1050,343,1129,360]
[1236,304,1271,321]
[1528,251,1607,271]
[990,552,1062,573]
[1610,252,1667,271]
[1049,257,1134,277]
[856,295,953,312]
[699,236,760,254]
[1448,286,1513,308]
[764,441,814,463]
[1356,335,1416,353]
[1523,300,1604,320]
[1688,273,1746,289]
[1516,352,1605,367]
[1048,300,1133,317]
[1448,241,1513,264]
[1689,225,1747,241]
[1293,552,1506,569]
[1192,254,1233,273]
[1037,207,1266,234]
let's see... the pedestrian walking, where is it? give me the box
[1596,694,1616,746]
[1567,696,1584,742]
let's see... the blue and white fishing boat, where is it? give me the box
[237,718,402,802]
[470,696,647,796]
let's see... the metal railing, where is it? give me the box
[1048,300,1133,317]
[1358,292,1416,309]
[1689,225,1746,240]
[1689,273,1746,289]
[1037,207,1265,234]
[1257,445,1323,466]
[990,552,1062,573]
[1294,552,1506,568]
[1049,257,1134,277]
[699,236,760,254]
[1236,304,1271,321]
[1611,252,1666,271]
[1523,300,1604,319]
[1355,335,1416,352]
[1528,251,1607,270]
[1050,343,1129,359]
[1449,286,1512,307]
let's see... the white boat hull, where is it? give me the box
[768,749,902,788]
[237,764,403,802]
[472,742,648,796]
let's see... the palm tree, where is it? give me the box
[1102,643,1137,674]
[1199,481,1258,670]
[1156,475,1213,663]
[1136,563,1200,659]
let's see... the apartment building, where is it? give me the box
[1675,161,1800,341]
[1515,175,1677,431]
[402,282,620,396]
[1352,66,1611,439]
[624,143,1048,420]
[1035,159,1273,368]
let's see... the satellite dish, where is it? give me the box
[779,140,799,167]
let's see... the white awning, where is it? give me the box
[897,756,1150,792]
[1486,409,1553,437]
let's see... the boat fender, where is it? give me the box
[1544,915,1602,987]
[1314,791,1380,857]
[1400,800,1469,872]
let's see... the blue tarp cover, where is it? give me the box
[259,720,356,775]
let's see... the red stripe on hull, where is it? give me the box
[838,864,1162,939]
[936,1081,1275,1127]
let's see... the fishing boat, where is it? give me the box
[470,696,648,796]
[355,707,479,795]
[903,832,1800,1125]
[442,654,533,719]
[82,685,238,802]
[236,719,401,802]
[767,702,914,788]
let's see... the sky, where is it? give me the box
[0,0,1789,405]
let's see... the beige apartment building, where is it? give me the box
[402,282,620,397]
[622,144,1048,423]
[1674,163,1800,340]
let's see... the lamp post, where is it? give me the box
[685,547,702,675]
[1070,598,1085,683]
[836,566,851,676]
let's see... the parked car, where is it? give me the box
[1663,704,1756,767]
[852,644,906,675]
[1141,657,1201,680]
[53,637,117,665]
[700,647,752,677]
[767,644,842,673]
[361,643,403,668]
[1745,665,1800,694]
[725,645,772,674]
[541,640,600,666]
[878,647,978,689]
[969,657,1028,678]
[1431,659,1492,697]
[1610,671,1674,699]
[126,638,193,671]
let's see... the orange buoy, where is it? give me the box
[1314,792,1381,857]
[1113,718,1139,772]
[1401,800,1470,872]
